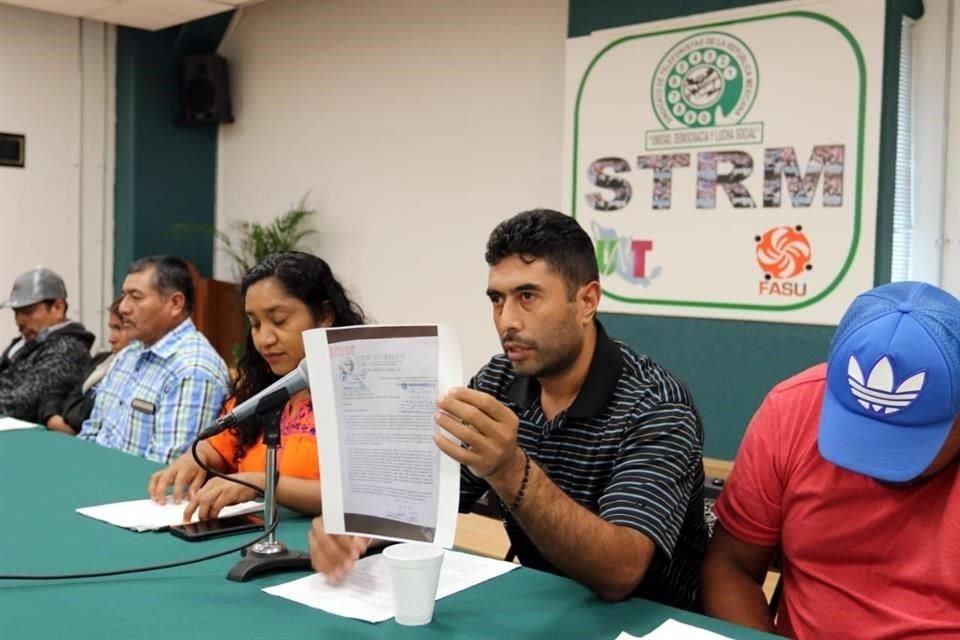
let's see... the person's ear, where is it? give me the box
[579,281,601,324]
[168,291,186,316]
[317,301,336,328]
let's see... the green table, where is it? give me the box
[0,430,777,639]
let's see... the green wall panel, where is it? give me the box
[113,12,233,293]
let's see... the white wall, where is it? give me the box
[216,0,567,376]
[0,5,115,349]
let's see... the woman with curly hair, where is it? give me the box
[148,251,366,520]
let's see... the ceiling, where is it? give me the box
[0,0,265,31]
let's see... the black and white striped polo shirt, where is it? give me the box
[460,321,707,610]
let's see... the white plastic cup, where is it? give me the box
[382,542,445,626]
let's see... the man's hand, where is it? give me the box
[147,453,207,504]
[433,387,525,488]
[181,473,261,521]
[45,415,75,435]
[307,517,371,583]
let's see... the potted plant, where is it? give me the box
[171,195,319,369]
[217,195,318,281]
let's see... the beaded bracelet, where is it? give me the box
[509,450,532,511]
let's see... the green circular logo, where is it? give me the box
[652,32,758,129]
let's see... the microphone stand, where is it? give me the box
[227,399,312,582]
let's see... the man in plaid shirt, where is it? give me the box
[79,257,229,464]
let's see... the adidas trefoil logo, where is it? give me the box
[847,355,925,415]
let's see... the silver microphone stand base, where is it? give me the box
[226,542,312,582]
[224,401,312,582]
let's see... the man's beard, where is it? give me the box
[504,326,583,379]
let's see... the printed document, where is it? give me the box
[616,619,735,640]
[263,549,517,622]
[303,325,462,547]
[76,497,263,532]
[0,417,40,431]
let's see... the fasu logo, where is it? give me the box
[756,225,811,297]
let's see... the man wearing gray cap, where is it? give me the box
[0,267,95,424]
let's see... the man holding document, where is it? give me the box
[309,209,707,609]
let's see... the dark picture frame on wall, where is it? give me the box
[0,133,25,168]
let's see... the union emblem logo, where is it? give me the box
[755,226,812,279]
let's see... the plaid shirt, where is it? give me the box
[78,319,230,464]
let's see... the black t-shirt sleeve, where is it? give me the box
[597,402,701,559]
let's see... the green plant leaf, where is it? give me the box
[213,193,319,279]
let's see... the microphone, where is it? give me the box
[197,359,310,440]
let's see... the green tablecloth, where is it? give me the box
[0,429,777,639]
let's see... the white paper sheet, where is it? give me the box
[76,497,263,532]
[617,619,735,640]
[262,549,517,623]
[303,325,462,548]
[0,417,40,431]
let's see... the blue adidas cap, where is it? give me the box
[819,281,960,482]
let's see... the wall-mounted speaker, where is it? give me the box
[177,55,234,126]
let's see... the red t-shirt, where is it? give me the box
[715,364,960,640]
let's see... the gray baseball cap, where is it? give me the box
[1,267,68,309]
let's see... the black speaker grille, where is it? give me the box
[177,55,233,126]
[185,76,217,115]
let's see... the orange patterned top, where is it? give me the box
[207,395,319,480]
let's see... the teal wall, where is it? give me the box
[569,0,923,458]
[113,13,233,293]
